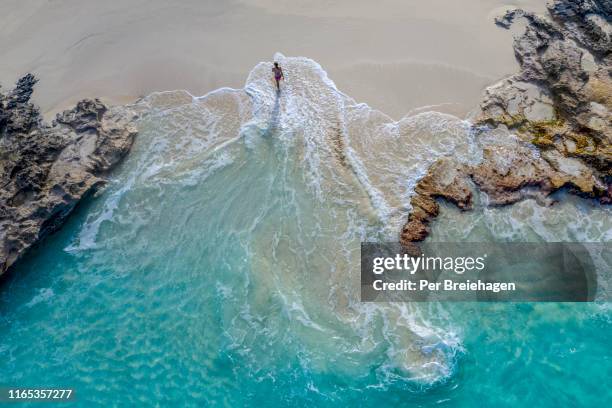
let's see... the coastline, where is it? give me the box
[0,0,610,405]
[0,0,546,120]
[401,0,612,244]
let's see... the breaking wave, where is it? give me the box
[63,53,610,390]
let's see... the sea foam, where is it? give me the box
[63,54,610,387]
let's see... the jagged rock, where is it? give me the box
[470,138,603,205]
[400,158,472,243]
[481,0,611,169]
[548,0,612,58]
[401,0,611,244]
[0,74,137,275]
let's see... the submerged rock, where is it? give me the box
[0,75,137,275]
[401,0,611,244]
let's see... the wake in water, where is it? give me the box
[64,53,610,389]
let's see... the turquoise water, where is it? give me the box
[1,56,611,406]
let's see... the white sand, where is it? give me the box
[0,0,546,119]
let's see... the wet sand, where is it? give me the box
[0,0,546,119]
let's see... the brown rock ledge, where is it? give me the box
[401,0,611,245]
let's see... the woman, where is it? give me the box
[272,62,284,91]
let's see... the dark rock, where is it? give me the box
[547,0,612,58]
[0,74,137,275]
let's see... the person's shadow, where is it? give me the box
[262,90,281,138]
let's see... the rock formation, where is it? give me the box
[401,0,611,245]
[0,74,137,275]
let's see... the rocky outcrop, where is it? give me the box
[401,159,473,243]
[0,74,137,275]
[401,0,611,244]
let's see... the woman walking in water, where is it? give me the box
[272,62,284,92]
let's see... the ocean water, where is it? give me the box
[1,55,611,407]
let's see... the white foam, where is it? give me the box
[63,54,516,386]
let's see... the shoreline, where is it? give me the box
[0,0,547,121]
[401,0,612,244]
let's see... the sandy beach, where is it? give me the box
[0,0,546,119]
[2,1,611,405]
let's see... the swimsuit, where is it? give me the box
[273,68,282,80]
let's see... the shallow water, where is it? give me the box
[1,55,611,406]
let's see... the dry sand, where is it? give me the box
[0,0,546,120]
